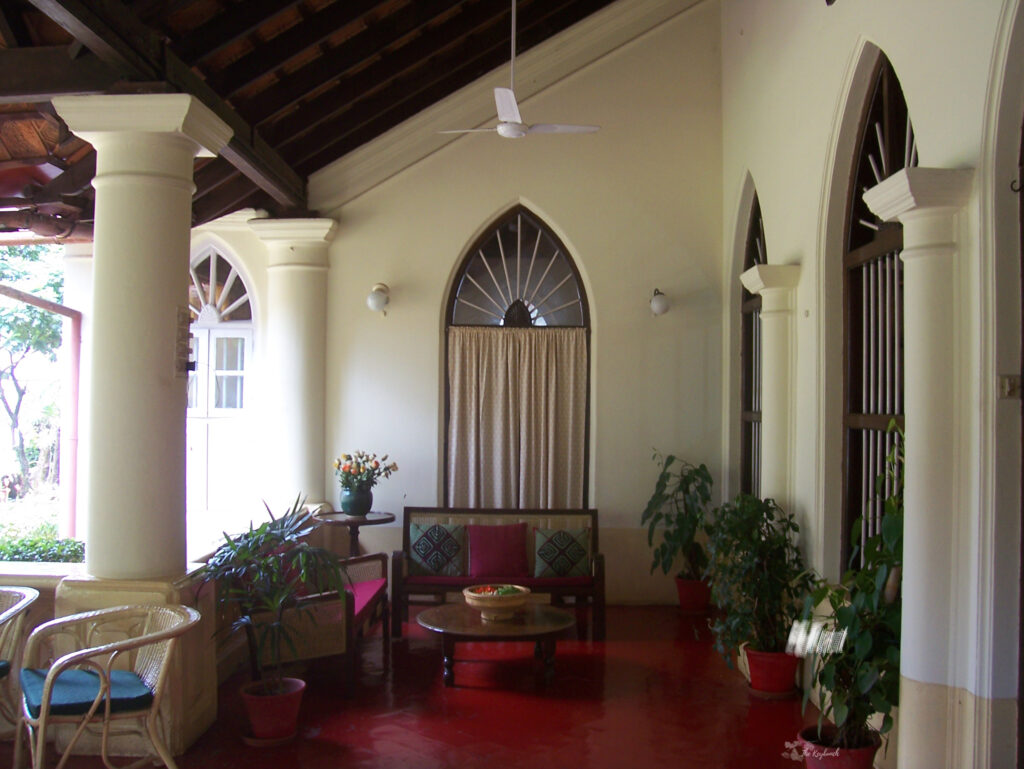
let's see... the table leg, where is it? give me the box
[442,635,455,687]
[541,638,556,683]
[348,526,360,557]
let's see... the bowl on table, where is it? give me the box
[463,584,531,621]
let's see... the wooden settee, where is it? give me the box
[391,506,605,640]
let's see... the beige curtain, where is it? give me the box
[447,326,587,508]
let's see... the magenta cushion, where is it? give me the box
[346,578,387,623]
[467,523,529,578]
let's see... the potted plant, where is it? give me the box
[640,452,714,611]
[705,493,815,696]
[796,427,903,768]
[198,495,348,744]
[332,450,398,517]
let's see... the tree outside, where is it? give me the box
[0,244,77,560]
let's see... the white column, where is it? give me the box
[249,218,336,509]
[740,263,800,503]
[53,95,232,580]
[863,167,973,769]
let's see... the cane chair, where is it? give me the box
[13,604,200,769]
[0,586,39,722]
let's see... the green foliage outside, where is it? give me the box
[0,523,83,562]
[0,244,65,493]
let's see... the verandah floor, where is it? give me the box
[1,606,820,768]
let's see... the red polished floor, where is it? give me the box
[2,606,819,768]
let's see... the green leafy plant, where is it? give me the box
[802,423,903,750]
[706,494,814,660]
[640,453,713,580]
[0,531,84,562]
[197,496,348,694]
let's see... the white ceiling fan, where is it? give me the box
[440,0,600,140]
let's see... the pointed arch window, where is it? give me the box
[445,206,589,508]
[740,193,766,497]
[841,56,914,565]
[448,208,588,328]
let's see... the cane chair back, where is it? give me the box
[0,587,39,721]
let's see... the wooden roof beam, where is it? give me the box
[27,0,306,210]
[172,0,304,66]
[0,46,123,103]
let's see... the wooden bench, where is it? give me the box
[391,507,605,640]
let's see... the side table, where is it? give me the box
[314,511,395,557]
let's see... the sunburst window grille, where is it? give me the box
[448,208,587,328]
[189,250,252,325]
[841,56,913,567]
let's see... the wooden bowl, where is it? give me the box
[463,584,531,621]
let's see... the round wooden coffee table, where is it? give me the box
[417,602,575,687]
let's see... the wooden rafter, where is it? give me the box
[0,47,123,104]
[26,0,306,210]
[172,0,304,65]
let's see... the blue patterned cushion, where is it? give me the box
[409,523,465,576]
[534,528,590,578]
[20,667,154,718]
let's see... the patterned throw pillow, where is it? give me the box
[534,528,590,578]
[409,523,465,576]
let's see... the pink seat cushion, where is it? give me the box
[407,575,593,589]
[347,578,387,624]
[467,523,529,578]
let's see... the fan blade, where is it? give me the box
[527,123,600,134]
[494,88,522,124]
[439,128,498,134]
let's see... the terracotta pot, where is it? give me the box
[239,677,306,742]
[744,648,799,697]
[796,726,881,769]
[674,577,711,612]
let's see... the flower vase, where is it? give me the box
[340,487,373,518]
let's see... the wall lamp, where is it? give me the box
[649,288,669,316]
[367,283,390,314]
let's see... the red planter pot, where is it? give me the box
[744,648,799,697]
[796,726,881,769]
[674,577,711,612]
[240,677,306,743]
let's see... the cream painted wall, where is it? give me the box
[311,2,723,605]
[720,0,1017,732]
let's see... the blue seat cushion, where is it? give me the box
[0,660,9,679]
[20,668,154,719]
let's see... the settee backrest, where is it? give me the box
[402,506,599,575]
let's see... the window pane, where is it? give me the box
[215,375,243,409]
[215,337,244,371]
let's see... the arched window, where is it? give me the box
[841,56,914,565]
[447,208,587,328]
[740,193,766,497]
[445,206,589,508]
[186,247,255,555]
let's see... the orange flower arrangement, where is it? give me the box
[332,451,398,491]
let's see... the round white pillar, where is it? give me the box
[863,167,974,769]
[740,263,800,504]
[53,95,232,579]
[250,218,336,509]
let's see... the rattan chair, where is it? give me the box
[13,604,200,769]
[0,586,39,722]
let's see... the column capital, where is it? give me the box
[740,263,800,295]
[248,217,337,244]
[863,167,974,222]
[52,94,233,158]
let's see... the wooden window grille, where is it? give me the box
[741,193,766,497]
[841,57,914,566]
